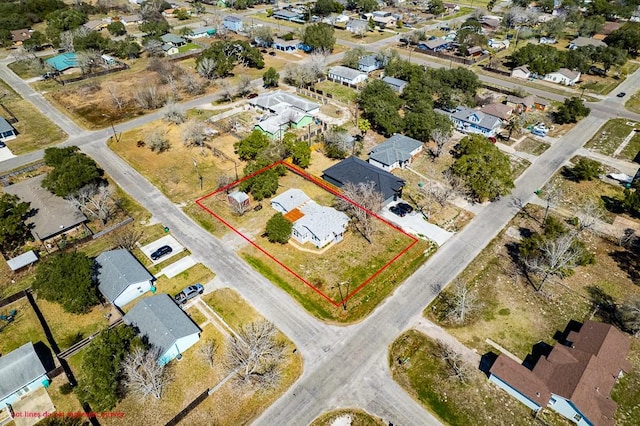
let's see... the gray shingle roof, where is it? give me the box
[0,342,47,401]
[322,156,406,201]
[382,76,407,92]
[224,15,243,22]
[358,54,378,67]
[160,33,185,45]
[328,65,367,81]
[124,294,200,355]
[0,116,16,134]
[249,90,319,114]
[369,134,422,166]
[96,249,154,303]
[448,106,502,131]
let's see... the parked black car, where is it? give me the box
[396,202,414,214]
[150,245,172,261]
[390,205,407,217]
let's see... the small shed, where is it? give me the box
[227,191,250,210]
[6,250,38,272]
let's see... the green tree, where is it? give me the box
[234,129,271,161]
[22,30,47,51]
[33,252,99,313]
[303,23,336,52]
[284,133,311,168]
[265,212,292,243]
[569,158,603,181]
[452,134,514,201]
[239,160,283,201]
[0,193,31,255]
[404,102,453,143]
[427,0,445,15]
[313,0,339,16]
[509,44,565,75]
[358,118,370,135]
[605,23,640,56]
[46,8,87,33]
[342,46,366,69]
[76,326,142,411]
[174,8,190,20]
[139,18,170,38]
[554,97,590,124]
[42,147,102,197]
[358,80,403,135]
[196,40,264,79]
[107,21,126,36]
[263,66,279,87]
[623,188,640,217]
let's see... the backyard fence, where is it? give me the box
[92,216,134,240]
[164,389,209,426]
[0,289,28,309]
[413,48,489,66]
[0,104,18,124]
[55,63,130,85]
[0,161,45,187]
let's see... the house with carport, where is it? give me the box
[96,249,155,309]
[489,320,630,426]
[368,134,423,171]
[544,68,580,86]
[511,65,531,80]
[124,294,201,365]
[270,189,349,248]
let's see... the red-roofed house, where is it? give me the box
[489,321,630,426]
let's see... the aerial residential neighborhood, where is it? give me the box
[1,0,640,425]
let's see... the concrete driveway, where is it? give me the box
[381,202,454,246]
[0,145,16,162]
[158,255,197,278]
[139,235,185,264]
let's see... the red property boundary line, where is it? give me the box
[195,160,419,308]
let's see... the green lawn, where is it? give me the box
[585,118,639,156]
[315,80,357,103]
[178,42,201,53]
[440,7,473,21]
[625,90,640,114]
[0,299,49,354]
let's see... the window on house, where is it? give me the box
[549,397,556,405]
[573,414,582,422]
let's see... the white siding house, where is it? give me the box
[96,249,155,308]
[544,68,581,86]
[511,65,531,80]
[124,294,201,365]
[328,66,368,86]
[368,134,423,171]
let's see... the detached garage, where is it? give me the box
[96,249,155,308]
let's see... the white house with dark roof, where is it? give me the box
[368,134,423,171]
[0,117,17,142]
[328,66,368,86]
[544,68,581,86]
[0,342,48,408]
[96,249,155,308]
[438,106,502,137]
[271,189,349,248]
[124,294,201,365]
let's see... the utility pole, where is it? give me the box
[193,158,203,190]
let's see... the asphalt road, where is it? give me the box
[0,22,634,424]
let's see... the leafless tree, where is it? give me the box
[134,84,165,110]
[335,181,384,243]
[420,173,463,209]
[435,340,471,383]
[144,39,165,57]
[430,128,452,159]
[181,119,208,147]
[307,50,329,78]
[217,175,234,190]
[105,82,125,111]
[620,298,640,337]
[66,183,114,225]
[60,31,75,52]
[76,50,101,75]
[249,26,273,46]
[218,80,235,102]
[524,232,585,292]
[539,183,564,225]
[112,227,144,250]
[225,321,285,388]
[237,75,252,97]
[616,228,637,248]
[197,57,219,79]
[446,281,481,325]
[324,128,354,157]
[282,63,317,88]
[123,347,172,400]
[199,339,217,368]
[181,73,206,95]
[164,101,186,124]
[575,199,604,233]
[146,128,170,152]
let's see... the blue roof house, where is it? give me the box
[124,294,201,365]
[0,342,49,408]
[223,15,243,32]
[96,249,155,309]
[45,52,78,72]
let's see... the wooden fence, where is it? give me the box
[0,161,45,187]
[164,389,210,426]
[0,290,27,309]
[56,63,130,85]
[414,48,489,66]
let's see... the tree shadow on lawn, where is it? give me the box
[601,195,626,214]
[609,246,640,285]
[586,285,623,328]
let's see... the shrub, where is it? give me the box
[265,213,292,243]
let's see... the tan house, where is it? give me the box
[480,103,513,121]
